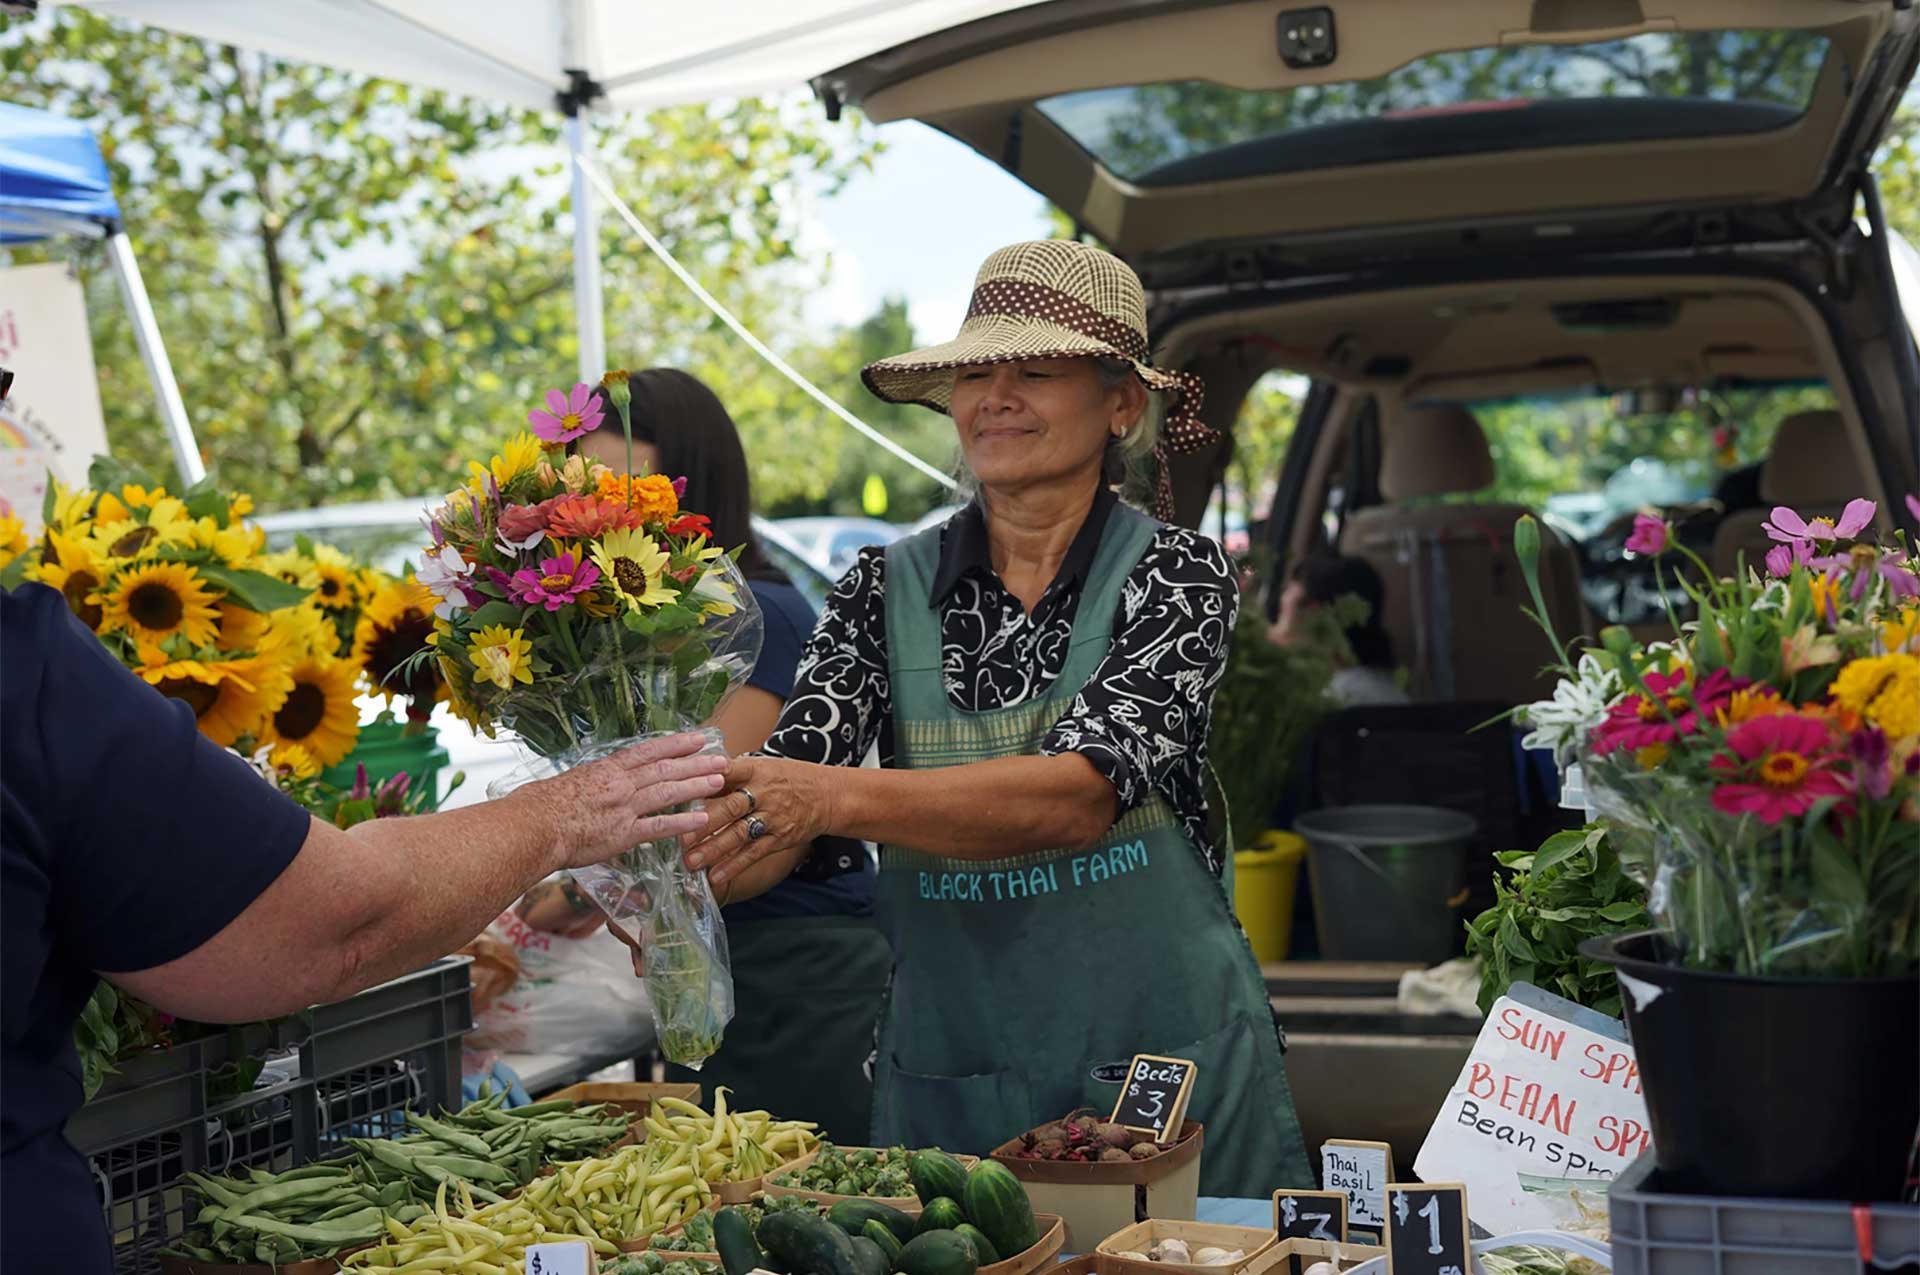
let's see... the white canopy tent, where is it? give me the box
[58,0,1043,488]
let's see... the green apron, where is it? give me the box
[869,503,1311,1197]
[668,915,890,1145]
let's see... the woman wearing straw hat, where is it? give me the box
[682,240,1310,1194]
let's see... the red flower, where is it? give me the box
[1625,513,1669,557]
[666,513,712,539]
[1710,713,1849,823]
[497,498,558,546]
[1594,667,1742,756]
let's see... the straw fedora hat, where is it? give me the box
[862,239,1216,519]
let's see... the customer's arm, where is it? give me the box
[109,737,726,1021]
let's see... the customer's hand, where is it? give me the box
[515,878,609,939]
[682,754,832,891]
[530,733,728,871]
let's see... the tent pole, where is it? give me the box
[567,111,607,385]
[106,230,205,486]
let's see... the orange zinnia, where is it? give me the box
[546,495,643,539]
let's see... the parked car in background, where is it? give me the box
[771,515,902,578]
[252,499,838,808]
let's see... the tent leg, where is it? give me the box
[567,115,607,385]
[106,231,205,487]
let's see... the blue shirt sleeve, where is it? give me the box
[3,584,311,974]
[746,579,817,702]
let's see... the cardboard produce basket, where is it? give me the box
[989,1122,1204,1252]
[762,1146,979,1206]
[1099,1238,1382,1275]
[539,1080,702,1123]
[159,1247,367,1275]
[1094,1219,1278,1275]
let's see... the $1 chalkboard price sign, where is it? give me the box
[1110,1054,1196,1143]
[1384,1183,1470,1275]
[1272,1189,1348,1243]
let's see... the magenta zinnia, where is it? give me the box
[508,550,601,611]
[527,383,606,444]
[1593,666,1742,756]
[1710,712,1849,823]
[1625,513,1669,557]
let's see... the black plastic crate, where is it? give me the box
[1610,1153,1920,1275]
[300,957,471,1099]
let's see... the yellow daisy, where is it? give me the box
[468,431,545,496]
[469,624,533,690]
[262,655,362,767]
[353,578,443,708]
[132,645,293,748]
[30,530,108,631]
[96,561,221,646]
[309,543,359,612]
[192,515,261,567]
[590,527,676,611]
[431,624,495,737]
[1883,606,1920,655]
[227,492,255,519]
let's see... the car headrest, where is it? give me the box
[1382,402,1495,501]
[1759,410,1865,505]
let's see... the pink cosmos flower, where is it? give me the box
[1710,713,1849,823]
[1592,667,1743,756]
[509,551,601,611]
[1850,728,1893,802]
[1625,513,1669,557]
[1763,498,1876,544]
[1807,545,1920,602]
[1765,538,1814,578]
[527,383,606,444]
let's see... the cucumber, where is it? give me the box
[861,1220,904,1269]
[961,1161,1038,1261]
[850,1235,891,1275]
[953,1225,1001,1267]
[916,1198,965,1236]
[760,1211,865,1275]
[827,1199,917,1244]
[896,1230,978,1275]
[714,1208,766,1275]
[907,1151,968,1206]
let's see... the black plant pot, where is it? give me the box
[1582,930,1919,1201]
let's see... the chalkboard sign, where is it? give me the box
[1109,1054,1196,1143]
[1384,1183,1470,1275]
[1320,1139,1391,1232]
[1272,1189,1347,1243]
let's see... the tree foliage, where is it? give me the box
[0,8,886,513]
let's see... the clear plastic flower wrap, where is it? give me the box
[478,561,763,1067]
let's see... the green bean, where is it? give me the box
[501,1098,578,1117]
[407,1110,494,1157]
[216,1206,385,1244]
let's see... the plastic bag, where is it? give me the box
[465,895,657,1056]
[479,567,762,1067]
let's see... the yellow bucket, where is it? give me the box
[1233,831,1307,962]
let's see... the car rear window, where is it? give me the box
[1038,29,1830,186]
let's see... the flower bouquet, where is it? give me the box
[1512,498,1919,1198]
[419,373,763,1066]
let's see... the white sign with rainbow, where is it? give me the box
[0,261,111,532]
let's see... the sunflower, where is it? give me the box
[91,497,195,562]
[0,511,26,568]
[27,530,106,629]
[269,742,321,780]
[46,480,95,534]
[259,549,321,592]
[97,561,221,646]
[215,602,272,652]
[133,646,294,747]
[192,515,262,566]
[590,527,677,612]
[354,579,443,711]
[259,601,336,661]
[262,655,361,767]
[309,544,359,612]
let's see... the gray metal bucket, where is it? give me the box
[1295,804,1478,964]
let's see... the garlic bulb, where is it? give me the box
[1150,1239,1192,1263]
[1191,1248,1244,1266]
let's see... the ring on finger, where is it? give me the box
[746,815,769,841]
[739,787,757,815]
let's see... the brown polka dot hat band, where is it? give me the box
[860,239,1218,520]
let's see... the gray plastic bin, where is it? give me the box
[1295,804,1476,963]
[1610,1153,1920,1274]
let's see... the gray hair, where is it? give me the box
[949,357,1163,501]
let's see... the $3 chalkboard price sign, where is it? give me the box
[1110,1054,1197,1143]
[1273,1189,1348,1243]
[1384,1183,1470,1275]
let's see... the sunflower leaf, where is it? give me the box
[195,564,309,612]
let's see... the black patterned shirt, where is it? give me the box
[769,489,1240,877]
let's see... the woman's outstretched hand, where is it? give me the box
[681,754,832,891]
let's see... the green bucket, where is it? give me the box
[319,719,450,810]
